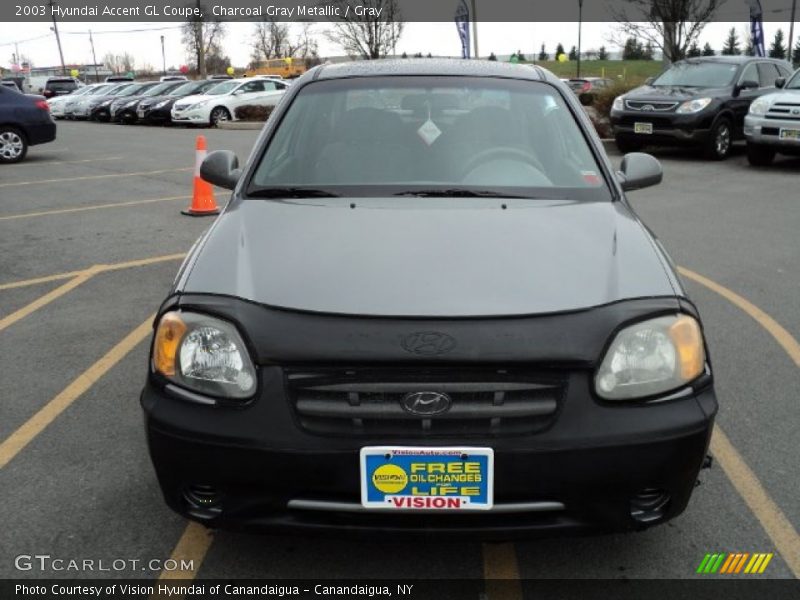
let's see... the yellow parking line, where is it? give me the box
[0,315,154,469]
[711,427,800,578]
[0,266,102,333]
[0,167,192,188]
[0,253,185,291]
[158,522,215,582]
[0,195,191,221]
[483,543,522,600]
[678,266,800,367]
[9,156,124,168]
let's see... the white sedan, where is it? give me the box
[47,83,107,118]
[171,78,288,126]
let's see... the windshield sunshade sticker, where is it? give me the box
[417,118,442,146]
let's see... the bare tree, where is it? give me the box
[120,52,136,74]
[325,0,404,59]
[610,0,725,64]
[252,20,318,65]
[102,52,120,74]
[182,2,226,78]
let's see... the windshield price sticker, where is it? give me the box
[360,447,494,510]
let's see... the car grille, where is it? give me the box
[617,115,675,128]
[765,102,800,121]
[625,100,678,112]
[285,367,566,437]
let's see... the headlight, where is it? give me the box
[676,97,712,114]
[152,311,256,400]
[595,314,705,401]
[612,96,625,111]
[100,99,112,107]
[187,100,209,110]
[124,100,138,107]
[749,97,771,115]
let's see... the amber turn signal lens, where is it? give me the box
[669,315,705,381]
[153,312,186,377]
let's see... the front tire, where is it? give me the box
[209,106,231,127]
[0,126,28,164]
[615,136,644,154]
[746,143,775,166]
[704,118,732,160]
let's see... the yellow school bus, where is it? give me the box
[245,58,308,79]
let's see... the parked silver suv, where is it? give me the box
[745,69,800,165]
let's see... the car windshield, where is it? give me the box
[105,84,133,96]
[249,76,608,200]
[786,71,800,89]
[117,84,147,96]
[48,81,78,91]
[142,82,180,96]
[172,81,209,96]
[652,61,739,87]
[205,81,239,95]
[86,85,112,95]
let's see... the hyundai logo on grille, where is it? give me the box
[793,109,800,115]
[641,104,655,111]
[401,331,456,356]
[401,391,452,416]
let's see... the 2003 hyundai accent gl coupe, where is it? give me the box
[141,59,716,537]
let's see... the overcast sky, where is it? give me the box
[2,21,797,70]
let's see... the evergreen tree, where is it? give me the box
[488,52,497,61]
[517,49,527,62]
[568,46,578,60]
[793,38,800,65]
[686,42,702,58]
[622,37,645,60]
[643,42,655,60]
[702,42,715,56]
[721,27,741,55]
[597,45,609,60]
[401,51,408,58]
[555,43,565,58]
[538,43,549,61]
[769,29,786,59]
[744,33,754,56]
[426,52,432,58]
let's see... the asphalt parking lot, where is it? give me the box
[1,122,798,591]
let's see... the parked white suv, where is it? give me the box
[171,78,288,126]
[745,69,800,165]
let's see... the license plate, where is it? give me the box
[779,128,800,140]
[634,122,654,134]
[360,446,493,511]
[137,109,145,117]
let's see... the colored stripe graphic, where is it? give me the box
[699,552,774,574]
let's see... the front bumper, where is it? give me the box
[142,371,716,538]
[171,106,210,125]
[745,114,800,151]
[611,110,713,145]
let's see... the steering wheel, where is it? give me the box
[461,147,545,179]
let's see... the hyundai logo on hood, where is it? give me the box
[401,391,452,416]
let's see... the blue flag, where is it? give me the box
[455,0,471,59]
[745,0,766,56]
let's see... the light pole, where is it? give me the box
[89,30,99,83]
[789,0,797,65]
[577,0,584,77]
[48,0,67,76]
[469,0,479,58]
[161,35,167,77]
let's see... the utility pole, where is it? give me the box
[48,0,67,75]
[161,35,167,77]
[195,0,205,77]
[577,0,584,77]
[469,0,479,58]
[789,0,797,65]
[89,30,99,83]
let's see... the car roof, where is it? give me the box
[679,55,786,65]
[313,58,548,82]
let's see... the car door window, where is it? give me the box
[740,63,759,86]
[262,81,277,91]
[239,81,265,94]
[757,63,780,88]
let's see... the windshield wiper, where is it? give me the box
[393,188,536,199]
[248,187,341,198]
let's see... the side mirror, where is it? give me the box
[775,77,786,89]
[617,152,663,192]
[644,76,655,85]
[200,150,241,190]
[578,92,595,106]
[735,79,759,96]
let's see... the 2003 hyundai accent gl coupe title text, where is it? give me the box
[141,59,717,538]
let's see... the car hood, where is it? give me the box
[625,84,728,102]
[757,89,800,104]
[174,93,214,107]
[182,197,677,317]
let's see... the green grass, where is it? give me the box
[525,60,664,84]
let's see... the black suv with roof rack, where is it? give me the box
[610,56,793,159]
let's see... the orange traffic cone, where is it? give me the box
[182,135,220,217]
